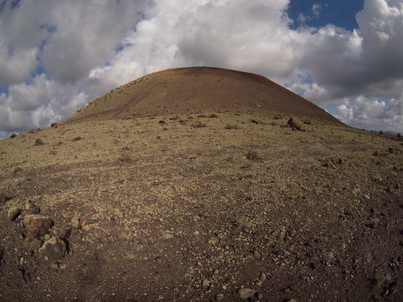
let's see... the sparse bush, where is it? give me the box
[13,167,23,174]
[225,124,239,129]
[246,150,260,160]
[119,152,132,163]
[373,271,387,289]
[9,133,16,139]
[34,138,44,146]
[0,190,10,203]
[192,121,207,128]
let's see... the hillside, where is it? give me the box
[64,67,341,125]
[0,68,402,301]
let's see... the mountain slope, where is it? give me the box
[65,67,341,124]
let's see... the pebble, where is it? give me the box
[71,217,80,229]
[238,288,256,300]
[8,207,21,221]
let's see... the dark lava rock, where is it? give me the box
[34,138,44,146]
[38,237,66,260]
[287,118,306,131]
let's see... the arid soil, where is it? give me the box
[64,67,341,125]
[0,112,402,301]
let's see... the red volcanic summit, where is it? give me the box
[65,67,341,124]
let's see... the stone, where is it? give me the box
[25,200,32,210]
[30,238,43,251]
[287,118,305,131]
[71,217,80,229]
[8,207,21,221]
[38,237,66,260]
[24,215,53,238]
[34,138,44,146]
[237,288,256,300]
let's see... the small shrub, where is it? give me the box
[192,121,207,128]
[225,124,239,130]
[0,190,10,203]
[9,133,17,139]
[34,138,44,146]
[246,150,260,161]
[119,152,132,163]
[373,271,387,289]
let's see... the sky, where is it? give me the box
[0,0,402,138]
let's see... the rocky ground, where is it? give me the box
[0,112,402,301]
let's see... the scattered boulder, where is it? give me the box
[7,207,21,221]
[34,138,44,146]
[38,237,66,260]
[23,215,53,238]
[287,118,306,131]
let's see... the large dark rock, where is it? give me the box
[23,215,53,238]
[38,237,66,260]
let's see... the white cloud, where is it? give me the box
[296,0,403,101]
[333,96,403,132]
[0,75,88,132]
[312,3,324,17]
[0,0,152,86]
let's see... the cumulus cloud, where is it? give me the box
[0,75,88,132]
[294,0,403,101]
[333,96,403,132]
[0,0,152,86]
[0,0,403,138]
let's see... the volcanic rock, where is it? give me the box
[7,207,21,221]
[23,215,53,238]
[38,237,66,260]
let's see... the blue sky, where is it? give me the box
[288,0,365,30]
[0,0,402,138]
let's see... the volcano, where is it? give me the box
[65,67,340,124]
